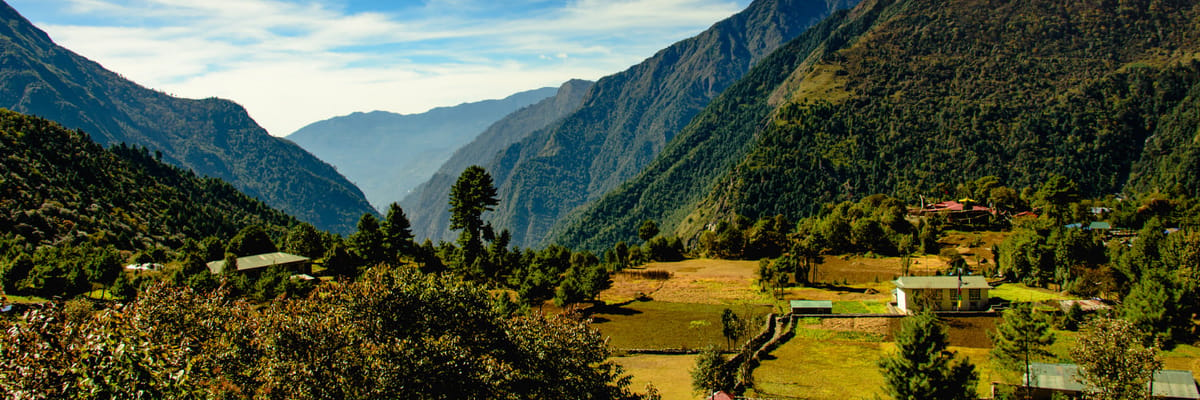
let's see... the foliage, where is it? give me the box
[449,165,500,278]
[225,224,278,257]
[988,303,1056,381]
[1070,317,1162,400]
[690,345,735,395]
[879,312,978,400]
[0,267,657,399]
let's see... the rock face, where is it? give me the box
[0,1,375,234]
[287,87,558,210]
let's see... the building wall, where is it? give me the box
[898,288,989,313]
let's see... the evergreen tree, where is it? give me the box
[1071,317,1162,400]
[879,312,978,400]
[349,213,387,266]
[383,202,415,261]
[720,308,744,351]
[449,166,499,277]
[988,303,1055,392]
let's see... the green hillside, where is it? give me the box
[0,1,374,234]
[477,0,860,248]
[555,0,1200,250]
[0,108,295,260]
[401,79,593,243]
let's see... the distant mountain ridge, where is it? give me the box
[287,87,558,210]
[466,0,861,248]
[401,79,593,243]
[0,0,374,234]
[553,0,1200,250]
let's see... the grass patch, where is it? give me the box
[751,333,889,399]
[590,301,772,350]
[3,294,50,304]
[611,354,699,400]
[989,283,1078,303]
[833,300,889,314]
[85,288,117,301]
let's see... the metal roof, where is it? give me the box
[206,252,309,274]
[790,300,833,309]
[894,275,990,290]
[1026,363,1200,399]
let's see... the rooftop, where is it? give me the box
[790,300,833,308]
[894,275,990,290]
[1026,363,1200,399]
[206,252,309,274]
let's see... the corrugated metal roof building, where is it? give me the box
[1025,362,1200,400]
[206,252,311,275]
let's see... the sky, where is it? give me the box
[8,0,753,136]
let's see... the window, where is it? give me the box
[929,289,943,300]
[968,289,981,301]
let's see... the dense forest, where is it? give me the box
[554,0,1200,252]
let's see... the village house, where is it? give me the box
[1022,362,1200,400]
[892,275,990,314]
[206,252,311,276]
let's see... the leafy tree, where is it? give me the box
[879,312,978,400]
[449,166,499,277]
[1121,269,1189,346]
[638,220,660,242]
[284,223,326,259]
[988,303,1055,390]
[226,225,278,257]
[690,345,735,395]
[1070,317,1162,400]
[322,242,359,279]
[720,308,745,350]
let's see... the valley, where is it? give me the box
[3,0,1200,399]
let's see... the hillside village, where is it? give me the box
[3,0,1200,398]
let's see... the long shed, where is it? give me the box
[790,300,833,315]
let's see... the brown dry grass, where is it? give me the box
[611,354,699,400]
[600,259,771,305]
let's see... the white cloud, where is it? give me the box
[16,0,749,135]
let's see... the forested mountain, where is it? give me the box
[467,0,859,248]
[287,87,558,209]
[555,0,1200,250]
[402,79,593,243]
[0,1,373,234]
[0,109,296,252]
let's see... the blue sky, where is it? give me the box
[8,0,753,136]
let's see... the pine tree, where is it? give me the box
[349,213,387,266]
[449,166,499,278]
[879,312,978,400]
[988,303,1055,393]
[383,202,415,261]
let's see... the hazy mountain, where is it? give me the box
[554,0,1200,250]
[401,79,593,243]
[287,87,558,209]
[0,1,373,234]
[0,108,297,251]
[475,0,860,247]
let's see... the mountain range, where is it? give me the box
[286,87,559,210]
[553,0,1200,250]
[400,79,594,243]
[0,1,374,234]
[402,0,861,247]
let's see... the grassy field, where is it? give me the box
[590,300,771,350]
[989,283,1079,303]
[612,354,700,400]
